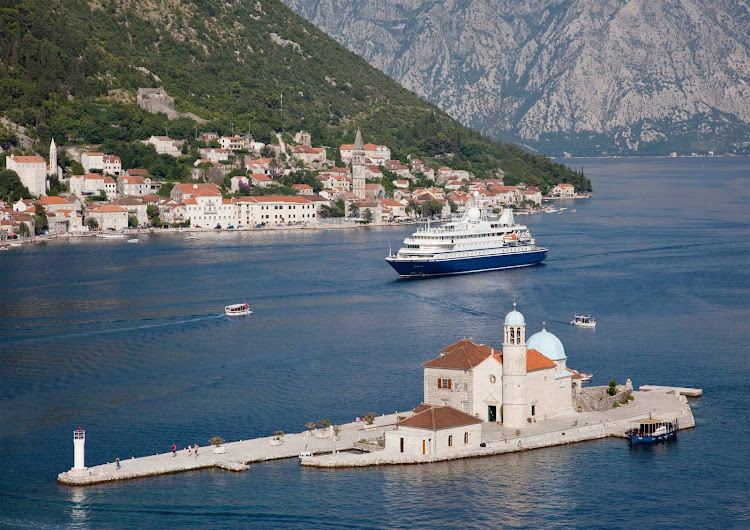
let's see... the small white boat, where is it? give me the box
[571,209,577,213]
[127,237,140,244]
[571,315,597,328]
[579,373,593,382]
[185,236,198,240]
[299,451,314,459]
[98,234,125,240]
[225,302,252,316]
[9,242,22,247]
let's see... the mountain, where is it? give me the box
[283,0,750,156]
[0,0,589,192]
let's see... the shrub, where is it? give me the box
[208,436,225,446]
[627,395,634,401]
[607,379,617,396]
[364,412,376,425]
[305,422,316,432]
[613,402,620,408]
[515,429,521,436]
[320,419,331,429]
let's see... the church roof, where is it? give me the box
[423,339,501,369]
[399,405,482,430]
[424,339,556,372]
[354,128,364,150]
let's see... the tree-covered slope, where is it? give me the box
[0,0,590,191]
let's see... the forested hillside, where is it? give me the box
[0,0,590,191]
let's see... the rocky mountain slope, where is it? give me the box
[284,0,750,155]
[0,0,588,189]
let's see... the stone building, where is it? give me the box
[420,304,577,427]
[5,154,47,196]
[351,129,366,200]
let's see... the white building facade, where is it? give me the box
[6,155,47,196]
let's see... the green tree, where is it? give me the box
[86,217,99,231]
[349,202,360,218]
[69,161,85,175]
[33,204,48,235]
[158,182,174,198]
[422,200,443,217]
[151,215,161,227]
[146,205,157,219]
[128,214,139,228]
[18,222,30,236]
[0,169,31,202]
[362,208,373,223]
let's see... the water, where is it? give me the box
[1,157,748,528]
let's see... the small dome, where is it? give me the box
[504,305,525,326]
[527,327,566,361]
[467,207,481,221]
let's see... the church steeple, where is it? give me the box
[48,137,57,176]
[352,128,366,199]
[502,302,528,428]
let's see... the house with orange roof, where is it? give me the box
[291,184,313,195]
[5,154,47,197]
[250,174,273,188]
[290,145,327,167]
[364,183,385,199]
[69,173,118,199]
[119,175,157,197]
[88,204,129,231]
[384,404,483,457]
[550,183,575,197]
[37,195,81,214]
[170,182,221,203]
[233,196,319,226]
[47,209,84,234]
[199,147,230,163]
[420,305,578,428]
[339,141,391,165]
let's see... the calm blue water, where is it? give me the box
[1,158,748,528]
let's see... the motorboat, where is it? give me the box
[127,237,140,243]
[185,236,198,240]
[299,451,314,459]
[579,373,593,382]
[98,233,125,240]
[225,302,252,316]
[626,418,678,444]
[571,315,596,328]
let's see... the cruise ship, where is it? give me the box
[385,203,547,277]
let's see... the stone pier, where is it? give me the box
[58,413,404,486]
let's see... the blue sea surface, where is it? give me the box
[1,157,748,528]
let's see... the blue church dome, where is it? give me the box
[504,305,525,326]
[527,327,566,361]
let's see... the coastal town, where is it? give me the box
[1,126,587,243]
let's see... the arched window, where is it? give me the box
[517,327,521,343]
[510,327,515,344]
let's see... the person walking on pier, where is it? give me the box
[172,443,177,457]
[194,443,199,458]
[187,445,192,457]
[115,457,120,470]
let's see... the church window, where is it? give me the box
[464,432,469,444]
[517,327,521,341]
[400,438,404,453]
[489,375,496,384]
[462,402,468,412]
[448,435,453,447]
[531,405,536,416]
[510,328,515,344]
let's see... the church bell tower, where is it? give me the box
[502,303,528,428]
[352,128,366,199]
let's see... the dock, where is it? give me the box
[57,413,405,486]
[639,385,703,397]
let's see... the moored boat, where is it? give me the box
[571,315,596,328]
[626,418,678,444]
[98,233,126,240]
[225,302,252,316]
[385,200,547,278]
[127,237,140,243]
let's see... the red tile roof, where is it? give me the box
[424,339,556,372]
[399,405,482,430]
[526,348,557,371]
[8,155,45,163]
[91,204,127,213]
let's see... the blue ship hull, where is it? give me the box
[385,248,548,277]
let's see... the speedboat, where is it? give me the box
[185,236,198,240]
[571,315,596,328]
[127,237,140,243]
[225,302,252,316]
[98,233,125,240]
[579,373,593,382]
[299,451,314,459]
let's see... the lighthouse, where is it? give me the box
[73,427,86,471]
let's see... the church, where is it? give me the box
[385,304,582,456]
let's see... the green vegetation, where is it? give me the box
[608,379,617,396]
[208,436,225,447]
[128,214,138,228]
[33,203,47,234]
[18,221,30,236]
[0,169,30,202]
[0,0,589,192]
[86,217,98,230]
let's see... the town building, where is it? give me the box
[250,174,273,188]
[88,204,129,231]
[170,183,222,203]
[6,154,47,196]
[291,184,313,195]
[182,195,234,228]
[230,176,250,192]
[198,147,230,163]
[219,136,246,151]
[144,136,182,157]
[103,155,122,176]
[233,196,319,226]
[340,140,391,166]
[111,197,149,226]
[290,145,327,168]
[550,183,575,197]
[80,152,104,174]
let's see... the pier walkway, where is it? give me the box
[58,413,405,486]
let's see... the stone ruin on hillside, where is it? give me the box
[137,87,206,123]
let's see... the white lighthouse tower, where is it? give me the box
[502,303,528,428]
[73,427,86,471]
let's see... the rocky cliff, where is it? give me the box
[284,0,750,155]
